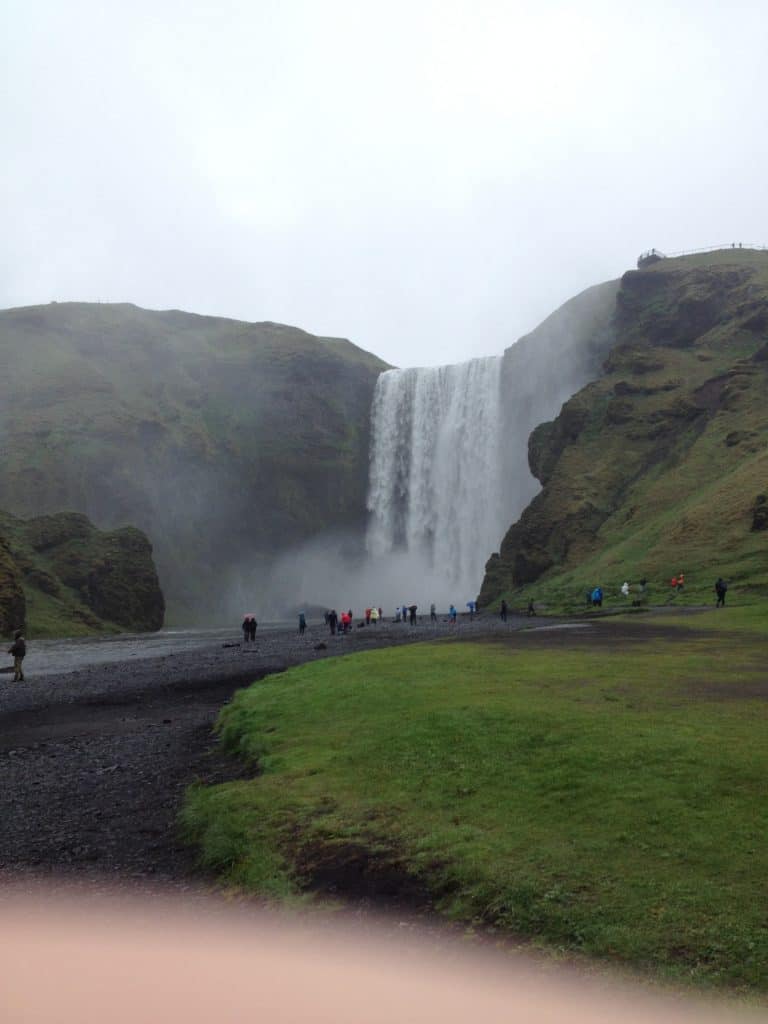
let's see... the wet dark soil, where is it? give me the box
[0,613,712,892]
[0,618,513,887]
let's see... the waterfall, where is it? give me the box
[366,357,507,603]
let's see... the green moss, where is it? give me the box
[0,509,164,638]
[183,636,768,994]
[482,251,768,611]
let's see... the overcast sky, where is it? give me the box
[3,1,767,367]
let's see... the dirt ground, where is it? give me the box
[0,613,711,893]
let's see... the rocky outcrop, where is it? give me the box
[481,250,768,604]
[0,536,26,635]
[0,510,164,636]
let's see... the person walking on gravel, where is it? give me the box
[715,577,728,607]
[8,630,25,681]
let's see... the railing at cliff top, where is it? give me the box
[638,242,768,264]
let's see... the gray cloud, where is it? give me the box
[3,0,767,367]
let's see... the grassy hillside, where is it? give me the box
[182,620,768,994]
[0,510,164,637]
[481,249,768,610]
[0,303,389,623]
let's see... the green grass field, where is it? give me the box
[182,623,768,994]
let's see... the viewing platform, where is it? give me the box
[637,242,767,269]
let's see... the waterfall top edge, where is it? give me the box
[377,354,503,377]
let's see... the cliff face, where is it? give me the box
[495,279,620,522]
[0,510,164,637]
[0,536,26,636]
[481,250,768,605]
[0,304,389,622]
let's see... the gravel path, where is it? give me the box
[0,615,549,885]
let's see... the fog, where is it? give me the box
[242,531,467,621]
[3,1,768,368]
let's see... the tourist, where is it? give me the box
[370,606,379,625]
[365,608,371,625]
[430,603,437,623]
[527,599,536,617]
[591,586,603,608]
[241,616,250,643]
[621,581,630,598]
[298,612,306,635]
[8,629,25,682]
[329,609,338,635]
[677,572,685,592]
[408,604,417,625]
[249,617,257,642]
[500,599,508,622]
[449,604,457,624]
[670,575,678,593]
[466,601,474,621]
[715,577,728,607]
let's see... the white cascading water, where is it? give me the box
[366,357,507,604]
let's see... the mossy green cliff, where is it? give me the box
[481,249,768,607]
[0,303,389,623]
[0,510,164,637]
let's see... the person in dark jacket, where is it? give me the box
[329,610,338,635]
[715,577,728,607]
[8,630,25,681]
[298,612,306,635]
[500,599,508,622]
[242,617,250,643]
[249,617,257,642]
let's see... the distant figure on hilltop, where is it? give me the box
[430,603,437,623]
[449,604,457,624]
[298,612,306,635]
[328,609,338,635]
[242,616,250,643]
[370,606,379,625]
[408,604,417,625]
[249,617,257,642]
[715,577,728,607]
[500,598,508,622]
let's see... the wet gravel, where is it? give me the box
[0,615,546,886]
